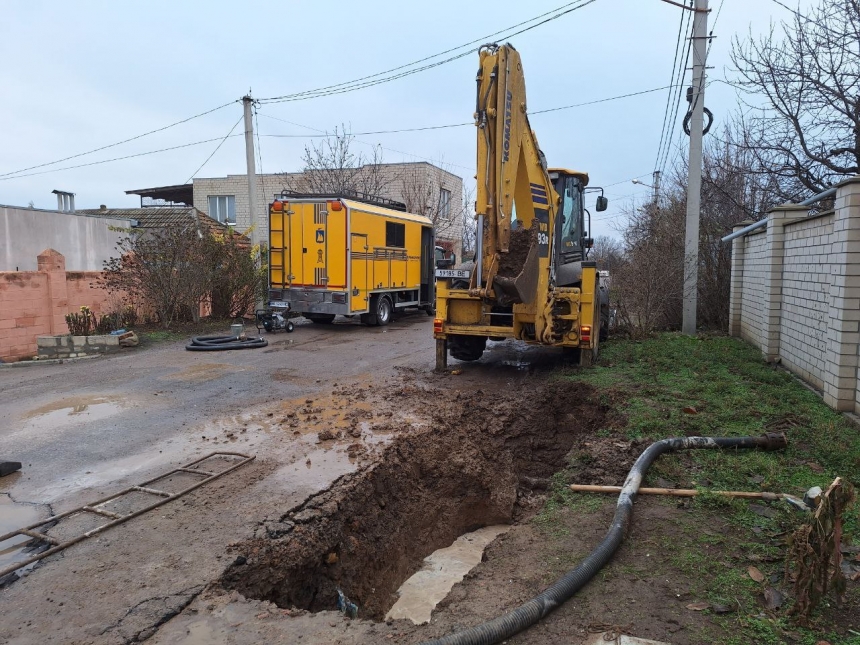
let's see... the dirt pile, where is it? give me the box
[497,222,537,278]
[220,380,602,619]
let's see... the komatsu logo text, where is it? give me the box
[503,90,512,162]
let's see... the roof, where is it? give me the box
[78,207,246,241]
[125,184,194,206]
[342,199,433,226]
[548,168,590,186]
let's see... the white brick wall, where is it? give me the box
[739,231,767,347]
[730,176,860,413]
[192,162,465,258]
[778,213,835,388]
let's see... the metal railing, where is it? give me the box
[721,186,838,243]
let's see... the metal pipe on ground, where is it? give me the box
[420,432,787,645]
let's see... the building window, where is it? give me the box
[386,221,405,247]
[439,188,451,219]
[208,195,236,224]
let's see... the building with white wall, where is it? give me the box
[129,162,466,259]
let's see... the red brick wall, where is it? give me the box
[0,249,117,362]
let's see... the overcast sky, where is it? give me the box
[0,0,815,238]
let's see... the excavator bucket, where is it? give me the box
[493,238,540,306]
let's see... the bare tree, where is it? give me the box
[287,126,389,198]
[100,225,213,329]
[731,0,860,195]
[461,205,478,259]
[590,235,624,272]
[613,194,686,336]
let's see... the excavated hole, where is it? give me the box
[220,380,602,619]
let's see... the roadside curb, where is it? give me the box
[0,354,103,369]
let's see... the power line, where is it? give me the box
[259,120,472,137]
[532,85,679,114]
[0,134,244,182]
[0,101,237,179]
[653,4,687,172]
[254,103,265,177]
[184,116,244,184]
[258,84,680,141]
[657,4,693,178]
[257,0,600,104]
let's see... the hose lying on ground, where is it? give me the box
[421,432,788,645]
[185,335,268,351]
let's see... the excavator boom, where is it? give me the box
[473,44,555,307]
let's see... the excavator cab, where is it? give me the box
[550,168,588,265]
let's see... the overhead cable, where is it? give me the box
[257,0,599,104]
[0,135,244,182]
[653,5,688,172]
[657,4,693,178]
[0,101,238,179]
[184,116,244,184]
[258,84,680,140]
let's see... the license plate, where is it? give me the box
[269,300,290,309]
[435,269,471,279]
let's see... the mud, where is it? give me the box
[498,222,537,278]
[220,380,603,619]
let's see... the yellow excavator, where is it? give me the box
[434,43,609,370]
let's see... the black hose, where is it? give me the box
[185,335,268,351]
[421,432,787,645]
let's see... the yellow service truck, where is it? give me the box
[267,192,436,325]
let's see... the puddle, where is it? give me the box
[0,495,45,580]
[23,435,200,502]
[8,396,130,446]
[500,360,530,370]
[386,525,510,624]
[22,395,126,423]
[266,441,359,498]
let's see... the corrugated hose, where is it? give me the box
[421,432,788,645]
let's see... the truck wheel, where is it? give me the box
[286,321,295,333]
[425,306,436,317]
[306,314,335,324]
[449,335,486,362]
[374,295,392,326]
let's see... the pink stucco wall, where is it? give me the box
[0,249,117,362]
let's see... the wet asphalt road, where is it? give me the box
[0,314,435,510]
[0,312,572,645]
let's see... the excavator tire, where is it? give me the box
[448,335,487,362]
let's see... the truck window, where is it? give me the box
[386,221,405,247]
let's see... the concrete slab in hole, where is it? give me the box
[386,525,511,624]
[583,634,671,645]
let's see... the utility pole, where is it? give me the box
[242,95,259,250]
[652,170,661,204]
[682,0,708,336]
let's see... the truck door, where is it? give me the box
[302,202,328,287]
[420,226,434,304]
[350,232,369,312]
[289,202,329,288]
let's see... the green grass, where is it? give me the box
[549,333,860,644]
